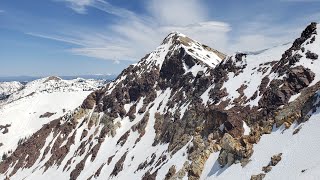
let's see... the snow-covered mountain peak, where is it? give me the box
[160,31,185,45]
[43,76,62,83]
[136,32,226,80]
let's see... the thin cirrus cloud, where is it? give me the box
[28,0,317,62]
[28,0,231,62]
[60,0,92,14]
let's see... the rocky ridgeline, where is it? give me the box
[0,23,319,180]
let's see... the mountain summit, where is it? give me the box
[1,22,320,180]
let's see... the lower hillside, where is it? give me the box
[0,77,104,159]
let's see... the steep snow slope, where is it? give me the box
[0,77,104,157]
[0,23,320,180]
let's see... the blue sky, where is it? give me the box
[0,0,320,76]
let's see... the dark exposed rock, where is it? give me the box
[107,155,115,165]
[251,173,266,180]
[132,112,149,138]
[117,130,130,146]
[288,66,315,92]
[82,91,98,109]
[142,170,158,180]
[164,165,176,180]
[259,65,315,111]
[136,160,148,172]
[306,51,318,60]
[293,126,302,135]
[43,76,61,83]
[127,104,137,120]
[259,76,270,96]
[39,112,56,118]
[0,124,11,134]
[110,152,128,177]
[262,165,272,173]
[93,163,105,178]
[80,129,88,141]
[70,154,88,180]
[270,153,282,166]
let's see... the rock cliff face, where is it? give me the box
[1,23,320,180]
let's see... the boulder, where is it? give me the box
[250,173,266,180]
[262,165,272,173]
[270,153,282,166]
[218,150,228,167]
[165,165,176,180]
[306,51,318,60]
[220,133,241,153]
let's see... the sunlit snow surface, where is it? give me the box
[0,77,102,156]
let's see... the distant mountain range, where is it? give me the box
[0,74,117,82]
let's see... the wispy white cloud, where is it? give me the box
[28,0,230,61]
[228,12,320,52]
[91,0,137,18]
[26,32,86,46]
[28,0,319,62]
[60,0,93,14]
[60,0,136,18]
[147,0,208,26]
